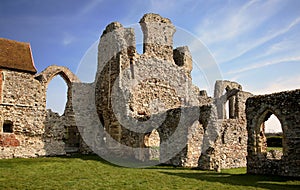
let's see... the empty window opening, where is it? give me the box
[46,76,68,115]
[258,113,283,159]
[223,87,237,119]
[265,114,282,134]
[265,114,283,152]
[145,129,160,161]
[136,43,143,55]
[3,120,13,133]
[225,96,237,119]
[64,126,80,153]
[225,100,230,119]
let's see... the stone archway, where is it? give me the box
[246,89,300,177]
[35,65,80,114]
[35,65,82,155]
[35,65,80,86]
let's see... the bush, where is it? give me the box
[267,136,282,147]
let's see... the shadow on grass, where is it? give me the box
[160,171,300,190]
[55,153,122,167]
[56,154,162,168]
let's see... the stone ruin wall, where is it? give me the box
[246,90,300,177]
[0,65,91,158]
[1,13,298,177]
[0,13,252,170]
[214,82,253,169]
[0,69,46,158]
[93,13,251,169]
[196,81,253,171]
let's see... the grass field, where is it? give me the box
[0,155,299,190]
[267,147,282,151]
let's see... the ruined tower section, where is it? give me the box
[0,38,46,158]
[95,21,139,156]
[140,13,175,60]
[95,13,202,163]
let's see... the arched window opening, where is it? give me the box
[145,129,160,161]
[265,114,283,152]
[46,76,68,116]
[258,112,283,160]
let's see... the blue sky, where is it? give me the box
[1,0,299,132]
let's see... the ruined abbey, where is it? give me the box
[0,14,299,177]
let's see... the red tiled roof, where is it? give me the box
[0,38,37,74]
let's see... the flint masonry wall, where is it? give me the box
[94,13,204,164]
[197,81,252,170]
[217,88,253,169]
[0,14,252,172]
[93,13,251,169]
[36,65,86,156]
[0,63,83,158]
[2,14,298,175]
[0,69,46,158]
[246,89,300,177]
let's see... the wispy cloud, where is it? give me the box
[148,0,197,13]
[193,0,300,65]
[62,32,76,46]
[227,56,300,75]
[197,0,281,46]
[222,16,300,63]
[78,0,103,16]
[251,75,300,95]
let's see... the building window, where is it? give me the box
[3,120,13,133]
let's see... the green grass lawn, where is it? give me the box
[267,147,282,151]
[0,155,299,190]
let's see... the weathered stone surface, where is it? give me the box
[92,13,252,169]
[246,89,300,177]
[0,14,299,177]
[0,62,84,158]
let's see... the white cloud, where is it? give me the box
[222,16,300,63]
[227,56,300,75]
[196,0,281,46]
[78,0,103,16]
[62,32,76,46]
[250,75,300,95]
[192,0,300,66]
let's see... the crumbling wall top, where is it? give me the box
[139,13,172,24]
[214,80,242,98]
[139,13,175,60]
[173,46,193,77]
[101,22,123,37]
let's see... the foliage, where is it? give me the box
[0,155,299,190]
[267,136,282,147]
